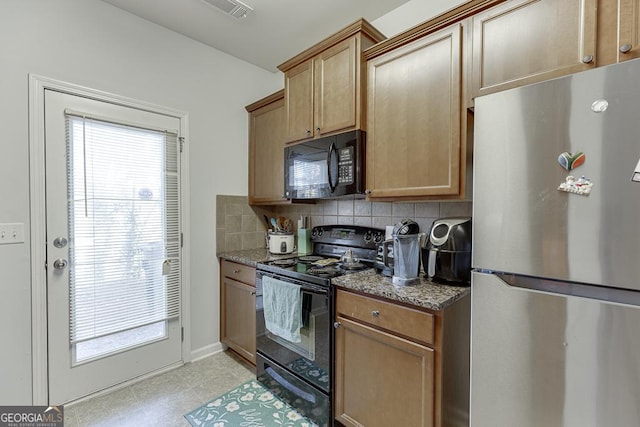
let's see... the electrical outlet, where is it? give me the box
[0,223,25,245]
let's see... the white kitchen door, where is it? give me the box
[45,89,183,404]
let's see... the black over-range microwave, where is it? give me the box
[284,130,365,199]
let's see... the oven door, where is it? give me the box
[256,352,330,427]
[255,270,331,393]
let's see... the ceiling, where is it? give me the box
[101,0,412,72]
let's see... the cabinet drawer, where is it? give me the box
[336,289,434,345]
[221,260,256,286]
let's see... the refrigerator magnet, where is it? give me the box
[558,175,593,196]
[558,151,586,171]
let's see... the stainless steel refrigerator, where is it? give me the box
[471,58,640,427]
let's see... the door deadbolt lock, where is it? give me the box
[53,237,68,248]
[53,258,68,271]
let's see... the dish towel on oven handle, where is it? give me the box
[262,276,302,343]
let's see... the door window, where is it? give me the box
[64,114,180,364]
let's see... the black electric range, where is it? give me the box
[257,225,385,285]
[254,225,384,427]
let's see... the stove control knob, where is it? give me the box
[373,232,383,244]
[364,231,372,242]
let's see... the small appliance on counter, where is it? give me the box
[267,231,295,254]
[374,225,394,276]
[381,219,423,286]
[423,217,471,285]
[297,216,312,255]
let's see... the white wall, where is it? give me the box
[372,0,468,37]
[0,0,280,404]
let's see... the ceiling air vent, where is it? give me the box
[202,0,253,19]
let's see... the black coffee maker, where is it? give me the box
[422,217,472,285]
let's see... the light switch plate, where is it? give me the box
[0,223,25,245]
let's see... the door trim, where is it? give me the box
[28,75,191,404]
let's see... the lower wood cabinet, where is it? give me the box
[334,289,470,427]
[335,316,435,427]
[220,260,256,364]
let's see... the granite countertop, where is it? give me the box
[217,248,297,268]
[217,249,470,311]
[332,269,470,312]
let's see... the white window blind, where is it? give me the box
[65,112,180,345]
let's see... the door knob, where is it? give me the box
[53,258,68,271]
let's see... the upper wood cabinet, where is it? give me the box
[278,19,385,144]
[597,0,640,64]
[618,0,640,60]
[246,90,287,205]
[365,23,466,200]
[471,0,597,98]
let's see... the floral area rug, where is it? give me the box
[184,380,317,427]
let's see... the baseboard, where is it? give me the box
[190,341,226,362]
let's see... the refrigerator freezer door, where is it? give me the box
[471,272,640,427]
[473,59,640,291]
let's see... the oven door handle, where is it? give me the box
[266,366,317,404]
[256,272,330,295]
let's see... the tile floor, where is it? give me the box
[64,351,254,427]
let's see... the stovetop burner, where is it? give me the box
[258,225,384,285]
[305,266,342,278]
[271,258,297,267]
[298,255,323,263]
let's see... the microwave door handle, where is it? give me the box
[327,142,338,193]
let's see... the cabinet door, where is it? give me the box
[335,316,435,427]
[619,0,640,61]
[248,95,286,204]
[221,277,256,364]
[472,0,597,98]
[366,24,462,199]
[314,37,357,137]
[284,60,314,143]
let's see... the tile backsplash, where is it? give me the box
[275,199,472,238]
[216,194,472,253]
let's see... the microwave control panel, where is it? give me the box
[338,147,354,184]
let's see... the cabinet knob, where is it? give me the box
[233,269,240,274]
[364,189,372,195]
[250,291,256,296]
[333,321,342,329]
[620,44,632,53]
[306,129,311,135]
[371,310,380,317]
[316,127,320,132]
[582,55,593,64]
